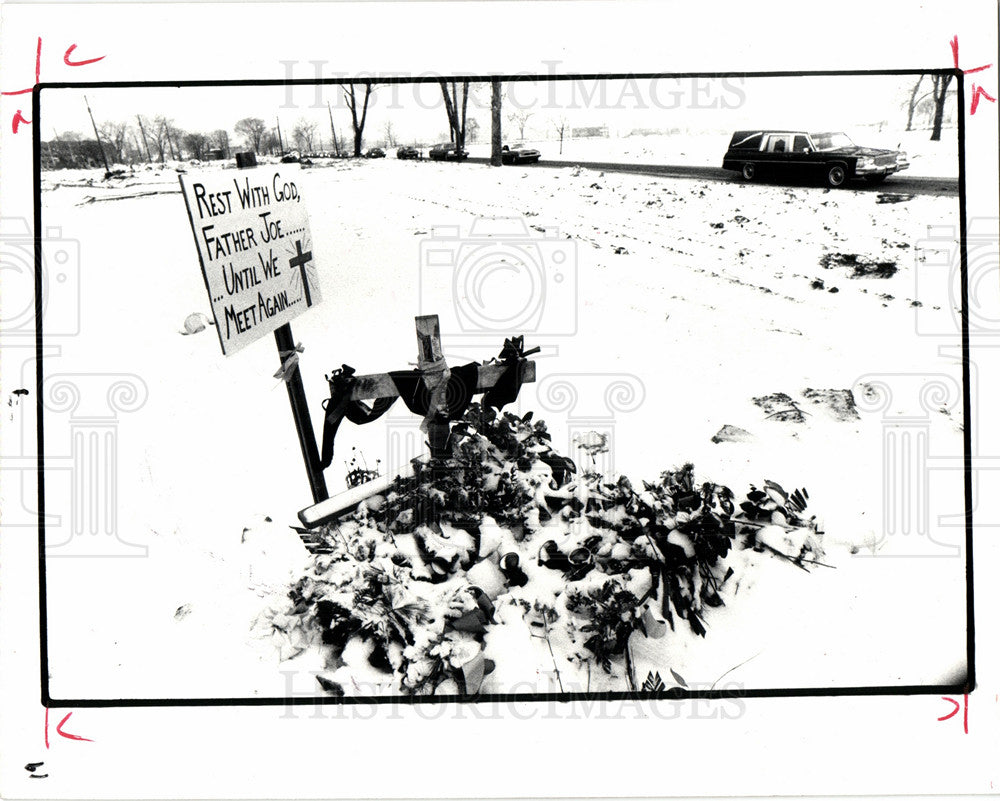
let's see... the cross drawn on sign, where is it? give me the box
[301,315,539,528]
[289,239,314,307]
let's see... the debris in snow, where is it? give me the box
[752,393,808,423]
[180,312,216,335]
[820,252,898,279]
[711,425,754,444]
[876,193,914,204]
[802,388,861,421]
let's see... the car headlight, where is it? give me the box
[897,152,908,162]
[857,157,874,168]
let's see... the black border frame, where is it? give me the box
[32,69,974,708]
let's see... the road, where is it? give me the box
[463,157,959,197]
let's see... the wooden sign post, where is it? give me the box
[179,163,328,503]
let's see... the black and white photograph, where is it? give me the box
[0,1,997,799]
[33,72,969,700]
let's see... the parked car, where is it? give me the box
[501,144,541,165]
[428,142,468,161]
[365,147,386,159]
[722,130,909,188]
[396,146,421,160]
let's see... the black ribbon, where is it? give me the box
[483,335,538,410]
[319,338,537,469]
[320,365,397,469]
[389,363,480,419]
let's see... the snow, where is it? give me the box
[38,153,966,700]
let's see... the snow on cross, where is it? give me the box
[298,314,539,529]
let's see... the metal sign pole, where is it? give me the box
[237,154,328,504]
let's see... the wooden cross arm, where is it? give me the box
[349,360,536,401]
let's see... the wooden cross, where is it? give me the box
[298,314,537,528]
[348,315,535,403]
[349,314,536,451]
[289,239,314,307]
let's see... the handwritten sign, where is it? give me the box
[179,167,322,355]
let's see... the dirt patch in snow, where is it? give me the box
[802,388,861,421]
[819,252,898,279]
[752,393,807,423]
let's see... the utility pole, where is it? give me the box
[84,95,111,174]
[136,115,152,162]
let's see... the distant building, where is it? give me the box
[571,125,609,138]
[205,149,226,161]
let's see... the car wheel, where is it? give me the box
[865,174,887,186]
[826,164,847,188]
[742,163,755,181]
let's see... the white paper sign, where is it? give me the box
[179,166,321,354]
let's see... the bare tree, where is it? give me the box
[929,74,954,141]
[904,75,924,131]
[344,83,375,156]
[148,115,174,162]
[235,117,267,153]
[292,118,318,152]
[551,115,569,155]
[383,119,397,148]
[261,129,280,156]
[439,79,470,151]
[153,117,184,160]
[490,79,502,166]
[98,121,128,164]
[210,129,230,158]
[183,132,210,160]
[171,124,188,159]
[507,109,533,141]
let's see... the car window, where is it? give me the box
[811,132,854,150]
[766,135,792,153]
[793,135,811,152]
[731,132,763,149]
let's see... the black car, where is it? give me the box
[722,130,909,188]
[396,146,420,160]
[428,142,468,161]
[501,144,541,165]
[365,147,386,159]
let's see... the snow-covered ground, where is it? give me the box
[38,157,967,699]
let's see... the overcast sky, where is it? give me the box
[40,74,950,148]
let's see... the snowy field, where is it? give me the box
[39,157,967,699]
